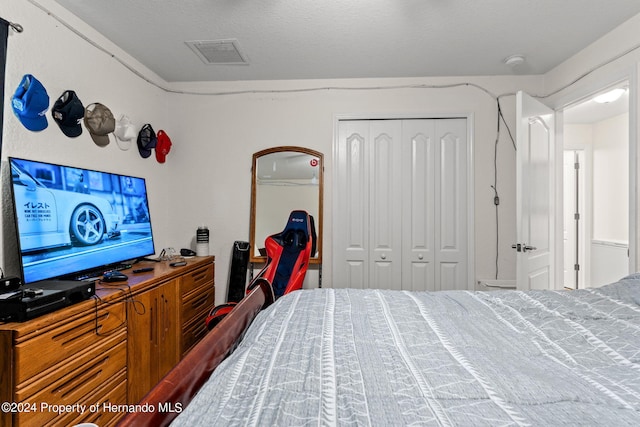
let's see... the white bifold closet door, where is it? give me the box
[334,118,468,291]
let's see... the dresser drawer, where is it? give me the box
[182,313,209,355]
[181,264,214,297]
[17,370,127,427]
[15,338,126,426]
[182,282,214,325]
[14,302,126,385]
[58,373,128,427]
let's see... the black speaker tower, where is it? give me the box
[227,241,250,303]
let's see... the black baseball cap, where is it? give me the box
[51,90,84,137]
[137,123,157,158]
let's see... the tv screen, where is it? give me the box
[9,157,156,283]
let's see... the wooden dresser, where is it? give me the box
[0,256,214,427]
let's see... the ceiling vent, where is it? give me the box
[185,39,249,65]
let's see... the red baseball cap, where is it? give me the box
[156,130,172,163]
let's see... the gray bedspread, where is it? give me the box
[172,277,640,426]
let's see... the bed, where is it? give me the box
[119,275,640,426]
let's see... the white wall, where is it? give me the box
[2,0,639,303]
[592,113,629,287]
[593,113,629,242]
[564,124,594,150]
[163,78,538,300]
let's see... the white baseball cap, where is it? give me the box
[114,114,137,150]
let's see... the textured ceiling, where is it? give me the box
[52,0,640,83]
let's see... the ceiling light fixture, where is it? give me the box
[504,54,525,68]
[593,88,626,104]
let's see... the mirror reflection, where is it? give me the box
[250,147,323,263]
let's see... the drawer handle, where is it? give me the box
[191,297,208,308]
[193,323,206,336]
[190,271,208,282]
[53,355,110,395]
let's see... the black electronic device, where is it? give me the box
[0,276,22,293]
[227,241,250,303]
[102,271,128,282]
[133,267,154,273]
[9,157,156,284]
[169,261,187,267]
[180,248,197,257]
[0,280,95,322]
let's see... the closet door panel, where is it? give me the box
[436,119,468,290]
[335,121,369,288]
[402,120,436,291]
[439,130,461,251]
[369,121,402,289]
[440,262,462,291]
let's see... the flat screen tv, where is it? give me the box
[9,157,156,283]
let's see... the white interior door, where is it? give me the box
[516,91,556,290]
[563,151,578,288]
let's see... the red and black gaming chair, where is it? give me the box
[206,210,315,329]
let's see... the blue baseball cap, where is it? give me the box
[11,74,50,132]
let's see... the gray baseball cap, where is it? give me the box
[83,103,115,147]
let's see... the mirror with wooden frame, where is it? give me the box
[250,146,323,264]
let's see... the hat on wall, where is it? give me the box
[137,124,157,158]
[155,130,172,163]
[114,115,137,150]
[84,103,115,147]
[11,74,50,132]
[51,90,84,137]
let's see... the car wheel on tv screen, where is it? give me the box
[70,204,106,245]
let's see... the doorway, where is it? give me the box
[562,82,630,288]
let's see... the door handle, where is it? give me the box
[512,243,537,252]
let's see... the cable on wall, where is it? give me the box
[491,99,501,279]
[490,98,516,280]
[491,98,517,279]
[538,42,640,100]
[497,99,516,150]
